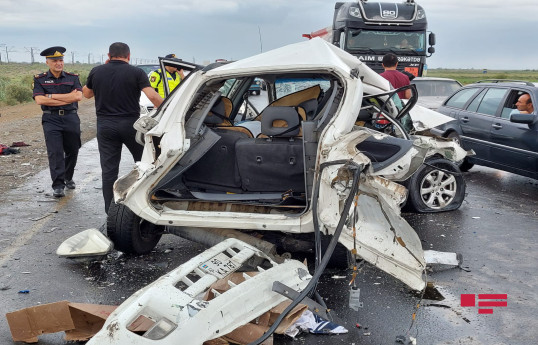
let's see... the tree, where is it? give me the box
[24,47,39,64]
[2,45,15,63]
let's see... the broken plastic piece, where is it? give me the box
[424,250,460,266]
[56,228,113,260]
[87,238,312,345]
[348,286,363,311]
[17,290,29,294]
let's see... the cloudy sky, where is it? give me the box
[1,0,537,69]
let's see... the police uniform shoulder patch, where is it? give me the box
[65,71,79,76]
[150,76,157,83]
[34,72,47,79]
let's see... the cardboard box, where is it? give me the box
[5,301,117,343]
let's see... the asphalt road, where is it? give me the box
[1,125,537,344]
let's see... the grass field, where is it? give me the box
[427,69,538,85]
[0,63,97,106]
[1,62,538,106]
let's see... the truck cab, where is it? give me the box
[332,0,435,77]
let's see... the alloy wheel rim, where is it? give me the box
[419,169,457,209]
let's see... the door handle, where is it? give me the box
[492,123,502,130]
[461,117,469,123]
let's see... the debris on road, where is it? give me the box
[87,239,315,345]
[56,228,113,262]
[5,301,117,343]
[284,310,348,338]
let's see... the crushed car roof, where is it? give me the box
[206,38,389,88]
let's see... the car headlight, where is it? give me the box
[349,6,361,18]
[142,318,177,340]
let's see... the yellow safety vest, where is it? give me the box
[149,69,182,98]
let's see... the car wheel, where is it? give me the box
[406,157,466,213]
[255,90,260,95]
[447,132,474,172]
[107,203,163,254]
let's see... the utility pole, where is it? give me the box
[258,26,263,53]
[24,47,39,64]
[87,53,92,64]
[0,44,4,64]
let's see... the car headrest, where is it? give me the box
[204,98,227,124]
[298,99,318,120]
[261,106,300,137]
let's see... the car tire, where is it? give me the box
[447,132,474,172]
[255,90,260,95]
[406,157,466,213]
[107,203,163,254]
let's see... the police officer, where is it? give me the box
[149,54,185,98]
[33,46,82,198]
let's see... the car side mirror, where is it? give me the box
[510,113,536,127]
[427,47,435,57]
[429,32,436,46]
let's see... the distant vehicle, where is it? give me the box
[135,64,160,75]
[411,77,462,110]
[304,0,436,77]
[249,78,262,95]
[434,80,538,179]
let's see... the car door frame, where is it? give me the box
[488,88,538,177]
[457,86,509,164]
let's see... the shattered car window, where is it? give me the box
[275,78,331,99]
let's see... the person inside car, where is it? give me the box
[514,93,534,114]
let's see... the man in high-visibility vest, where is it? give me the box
[149,54,185,98]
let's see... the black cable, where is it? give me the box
[248,160,363,345]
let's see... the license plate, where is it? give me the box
[199,253,239,279]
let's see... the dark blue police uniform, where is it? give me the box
[33,69,82,191]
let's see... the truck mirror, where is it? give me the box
[427,46,435,55]
[429,32,436,46]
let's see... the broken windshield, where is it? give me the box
[346,30,426,55]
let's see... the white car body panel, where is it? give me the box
[114,38,467,290]
[87,239,312,345]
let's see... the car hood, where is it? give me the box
[408,103,456,132]
[416,96,447,110]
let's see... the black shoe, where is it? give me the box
[53,188,65,198]
[65,180,76,189]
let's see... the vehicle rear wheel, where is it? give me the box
[406,157,466,213]
[255,90,260,95]
[107,203,163,254]
[447,132,474,172]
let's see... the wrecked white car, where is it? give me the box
[108,38,467,292]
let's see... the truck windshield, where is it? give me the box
[346,30,426,54]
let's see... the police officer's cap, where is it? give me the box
[164,54,176,59]
[40,46,66,60]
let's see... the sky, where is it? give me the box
[1,0,537,69]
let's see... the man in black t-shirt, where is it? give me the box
[83,42,163,213]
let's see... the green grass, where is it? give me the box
[426,69,538,85]
[0,62,97,105]
[1,63,538,105]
